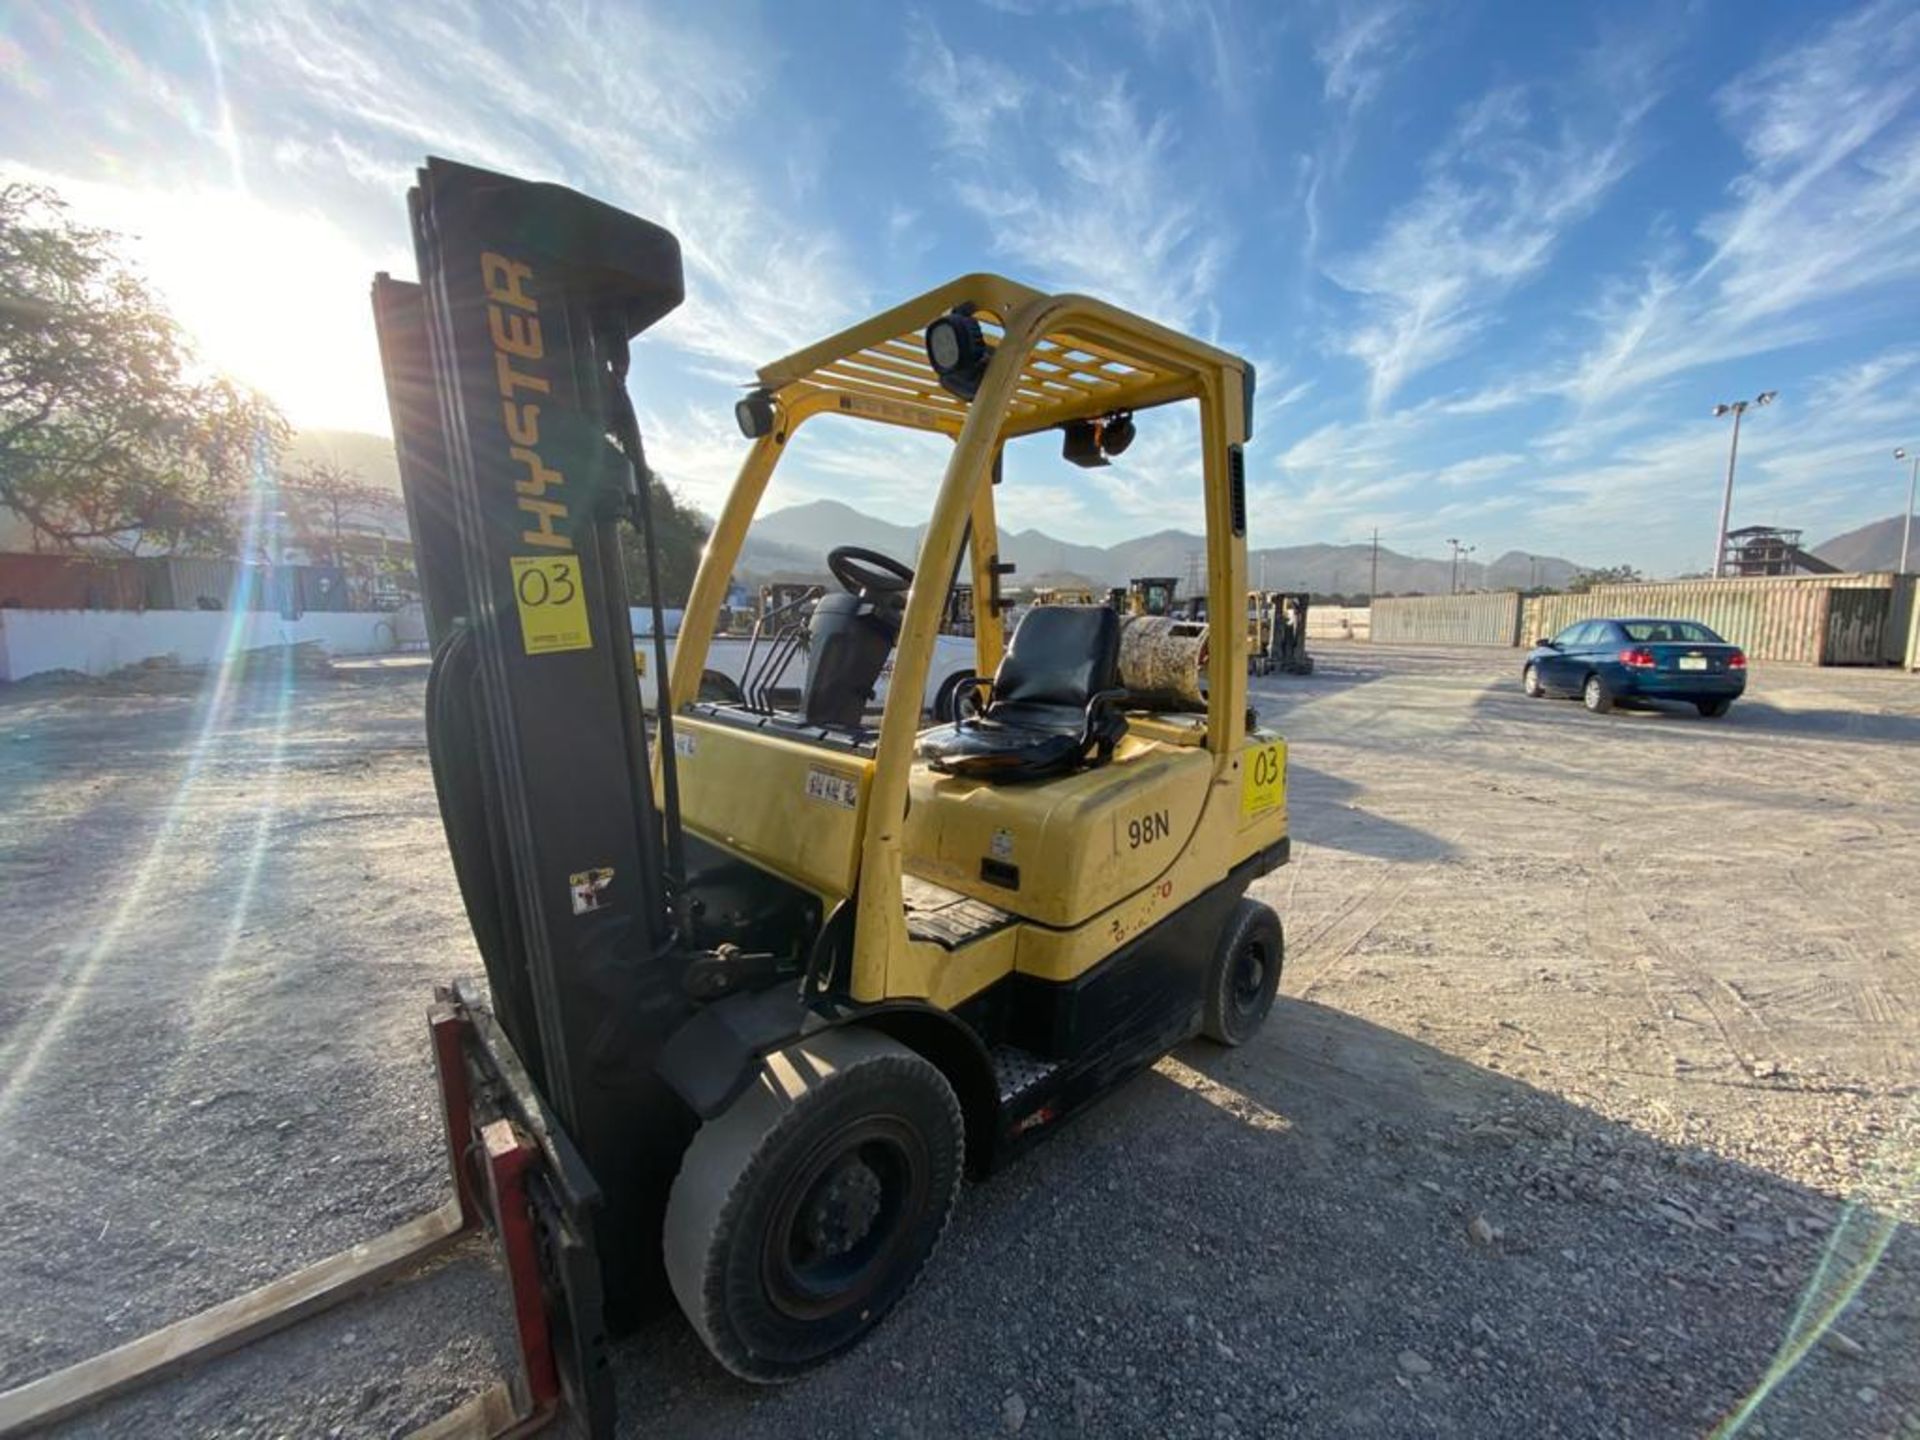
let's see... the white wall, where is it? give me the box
[0,608,408,681]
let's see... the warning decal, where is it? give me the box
[1241,739,1285,820]
[804,766,861,810]
[569,867,614,915]
[511,555,592,655]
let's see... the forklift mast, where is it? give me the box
[371,158,695,1320]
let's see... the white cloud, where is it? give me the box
[1560,0,1920,407]
[7,163,408,433]
[1326,57,1662,414]
[1315,0,1411,113]
[1430,453,1524,488]
[216,2,864,381]
[905,16,1029,154]
[906,23,1230,337]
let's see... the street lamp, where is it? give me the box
[1447,537,1461,594]
[1710,390,1777,578]
[1895,448,1917,575]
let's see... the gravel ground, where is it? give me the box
[2,641,1917,1437]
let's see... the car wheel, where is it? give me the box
[698,668,747,705]
[663,1028,964,1382]
[1522,663,1544,698]
[931,668,977,723]
[1694,698,1731,718]
[1201,899,1284,1046]
[1582,673,1614,714]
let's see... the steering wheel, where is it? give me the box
[828,545,915,597]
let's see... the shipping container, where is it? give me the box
[0,552,146,610]
[1907,584,1920,671]
[1305,604,1371,641]
[1523,573,1903,667]
[1370,592,1522,647]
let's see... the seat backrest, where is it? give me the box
[995,605,1120,708]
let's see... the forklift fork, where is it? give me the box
[0,997,610,1439]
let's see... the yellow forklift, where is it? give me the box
[1249,590,1314,676]
[1031,583,1101,606]
[660,261,1291,1384]
[0,160,1289,1439]
[1123,574,1182,616]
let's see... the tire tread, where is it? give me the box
[663,1029,963,1382]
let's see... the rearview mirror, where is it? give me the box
[1534,637,1555,648]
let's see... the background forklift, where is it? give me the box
[1250,591,1314,676]
[1121,574,1182,617]
[0,159,1289,1439]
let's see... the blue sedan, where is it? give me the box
[1522,618,1747,717]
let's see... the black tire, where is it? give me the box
[1695,698,1731,718]
[1582,672,1614,714]
[663,1028,963,1382]
[930,667,978,723]
[1522,663,1544,698]
[699,668,747,705]
[1201,899,1284,1045]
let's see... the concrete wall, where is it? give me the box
[0,607,412,681]
[1371,592,1522,647]
[1524,573,1905,667]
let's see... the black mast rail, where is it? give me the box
[372,157,694,1327]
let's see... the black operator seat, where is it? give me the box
[917,606,1129,781]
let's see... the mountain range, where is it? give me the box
[740,499,1583,597]
[1812,513,1919,573]
[287,429,1910,593]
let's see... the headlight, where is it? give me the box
[924,308,990,400]
[735,389,775,439]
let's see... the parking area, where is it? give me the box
[1,642,1916,1437]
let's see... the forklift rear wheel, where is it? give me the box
[662,1027,964,1382]
[1201,899,1284,1046]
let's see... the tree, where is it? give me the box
[281,458,392,565]
[1567,564,1644,594]
[619,474,711,607]
[0,184,286,554]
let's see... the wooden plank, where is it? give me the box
[405,1381,532,1440]
[0,1199,468,1436]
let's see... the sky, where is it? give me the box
[2,0,1917,574]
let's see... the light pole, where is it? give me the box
[1447,537,1461,594]
[1710,390,1778,577]
[1462,544,1478,592]
[1895,448,1917,575]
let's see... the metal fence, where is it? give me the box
[1524,573,1909,666]
[1370,592,1522,647]
[0,553,146,610]
[4,553,382,617]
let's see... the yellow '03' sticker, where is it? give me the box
[1241,739,1285,819]
[511,555,592,655]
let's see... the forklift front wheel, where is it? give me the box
[662,1026,964,1382]
[1201,899,1284,1046]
